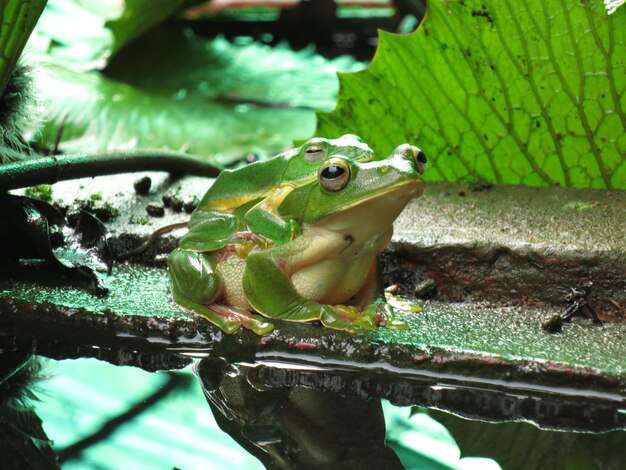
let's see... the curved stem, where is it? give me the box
[0,149,221,191]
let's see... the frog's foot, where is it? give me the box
[172,289,273,335]
[233,232,275,255]
[319,304,377,334]
[367,301,409,331]
[210,304,274,335]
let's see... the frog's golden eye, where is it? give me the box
[304,144,326,162]
[319,158,350,191]
[411,147,428,175]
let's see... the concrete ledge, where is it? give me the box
[2,173,625,431]
[387,183,626,315]
[34,174,625,316]
[1,263,625,431]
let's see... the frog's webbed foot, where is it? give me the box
[318,303,408,333]
[367,301,409,331]
[317,304,376,334]
[172,288,273,335]
[210,304,275,335]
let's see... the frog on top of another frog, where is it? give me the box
[180,134,377,251]
[168,135,427,335]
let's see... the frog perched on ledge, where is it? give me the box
[168,136,427,335]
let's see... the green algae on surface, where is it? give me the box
[0,264,190,321]
[375,299,626,378]
[0,263,624,380]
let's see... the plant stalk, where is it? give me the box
[0,149,221,191]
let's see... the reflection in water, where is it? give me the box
[243,355,626,433]
[196,357,404,469]
[3,349,624,469]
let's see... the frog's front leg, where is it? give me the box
[179,210,240,251]
[244,185,301,245]
[352,259,409,330]
[168,248,274,335]
[242,243,375,333]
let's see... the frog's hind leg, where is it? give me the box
[168,248,273,335]
[170,285,274,335]
[209,304,274,335]
[170,287,240,334]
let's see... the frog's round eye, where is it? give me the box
[411,147,428,175]
[304,144,326,162]
[319,158,350,191]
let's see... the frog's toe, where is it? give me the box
[353,302,410,331]
[171,288,241,334]
[319,305,375,333]
[343,323,374,334]
[374,303,409,330]
[384,317,409,330]
[195,305,242,334]
[210,304,274,336]
[351,310,377,330]
[319,306,353,331]
[219,319,242,335]
[243,315,274,335]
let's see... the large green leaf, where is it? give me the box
[26,0,363,163]
[429,409,626,470]
[36,65,316,166]
[27,0,189,70]
[32,21,362,164]
[28,0,122,70]
[105,0,189,57]
[105,27,361,111]
[317,0,626,189]
[384,403,501,470]
[0,0,47,93]
[34,358,264,469]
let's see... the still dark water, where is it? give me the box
[25,356,625,469]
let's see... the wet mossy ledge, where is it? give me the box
[1,264,625,431]
[1,173,625,424]
[15,172,623,315]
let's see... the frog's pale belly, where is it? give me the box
[216,249,375,308]
[216,254,250,309]
[216,230,389,309]
[290,254,375,304]
[289,225,394,305]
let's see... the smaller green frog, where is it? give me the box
[182,134,376,250]
[168,139,427,335]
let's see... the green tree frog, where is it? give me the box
[179,134,377,250]
[168,138,427,335]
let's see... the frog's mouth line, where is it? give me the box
[321,179,424,218]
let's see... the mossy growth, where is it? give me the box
[24,184,53,201]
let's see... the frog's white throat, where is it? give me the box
[312,181,421,238]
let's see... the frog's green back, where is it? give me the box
[196,135,377,213]
[197,155,292,212]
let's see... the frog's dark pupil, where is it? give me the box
[322,165,344,179]
[417,150,427,164]
[306,148,321,153]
